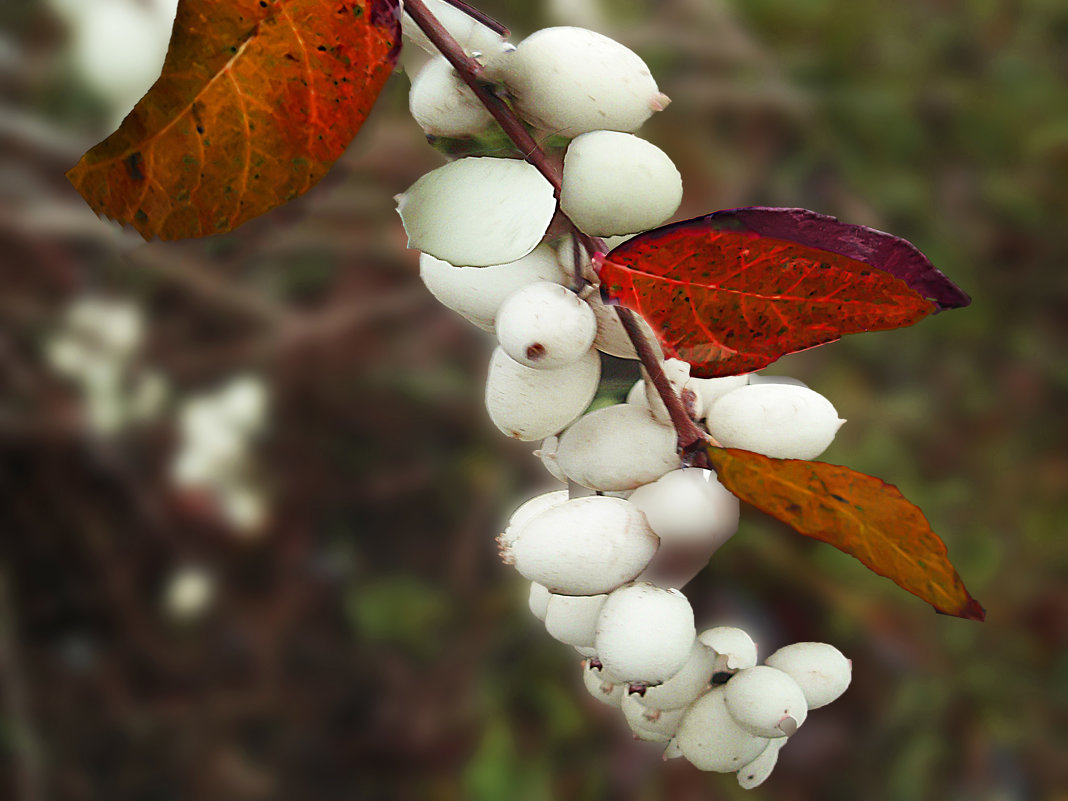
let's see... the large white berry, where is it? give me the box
[561,131,683,236]
[511,497,659,595]
[485,346,600,441]
[594,582,695,684]
[555,404,680,491]
[409,56,494,137]
[419,245,567,332]
[500,26,668,136]
[397,158,556,267]
[544,593,608,647]
[723,665,808,738]
[631,469,740,588]
[706,383,846,460]
[629,469,739,546]
[621,694,686,742]
[764,642,852,709]
[675,687,770,772]
[495,282,597,368]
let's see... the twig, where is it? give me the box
[404,0,706,454]
[438,0,509,37]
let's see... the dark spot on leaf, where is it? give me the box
[124,152,145,182]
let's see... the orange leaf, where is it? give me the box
[67,0,400,240]
[706,446,985,621]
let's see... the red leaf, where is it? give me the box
[67,0,400,241]
[595,211,939,378]
[700,208,971,310]
[705,446,985,621]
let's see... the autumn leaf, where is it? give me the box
[705,446,985,621]
[67,0,401,241]
[595,209,947,378]
[696,208,971,310]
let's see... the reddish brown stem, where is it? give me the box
[404,0,705,456]
[438,0,509,36]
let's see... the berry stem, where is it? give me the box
[404,0,707,457]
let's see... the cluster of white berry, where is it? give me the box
[45,297,168,436]
[44,296,271,534]
[170,375,270,534]
[396,5,852,786]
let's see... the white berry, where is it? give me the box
[764,641,852,709]
[485,346,600,441]
[706,383,846,460]
[723,665,808,738]
[527,582,551,621]
[561,131,682,236]
[397,158,556,267]
[582,660,624,707]
[419,245,568,333]
[630,638,717,712]
[544,593,608,648]
[736,736,787,789]
[555,404,680,491]
[500,27,668,137]
[511,497,659,596]
[409,56,494,137]
[495,282,597,368]
[675,687,770,772]
[595,582,695,684]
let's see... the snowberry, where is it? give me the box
[397,158,556,267]
[675,686,770,772]
[561,131,683,236]
[706,383,846,460]
[419,245,568,333]
[409,56,494,137]
[527,582,552,621]
[629,638,717,712]
[736,736,787,789]
[500,26,668,136]
[544,593,608,648]
[723,665,808,738]
[582,660,624,707]
[555,404,680,491]
[509,497,659,596]
[764,641,852,709]
[495,282,597,368]
[594,582,695,684]
[485,346,600,441]
[629,469,739,546]
[699,626,759,673]
[621,694,686,742]
[630,469,740,588]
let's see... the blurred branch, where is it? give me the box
[0,567,45,801]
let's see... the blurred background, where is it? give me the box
[1,0,1065,798]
